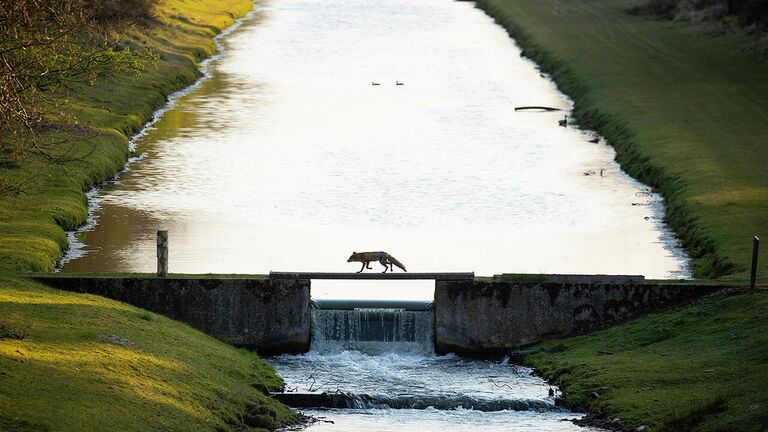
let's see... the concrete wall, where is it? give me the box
[434,280,719,355]
[37,277,311,355]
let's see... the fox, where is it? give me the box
[347,251,407,273]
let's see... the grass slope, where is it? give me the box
[0,277,298,431]
[528,290,768,431]
[477,0,768,278]
[0,0,252,272]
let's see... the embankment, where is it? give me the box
[526,290,768,431]
[0,3,303,430]
[0,276,299,431]
[0,0,253,272]
[475,0,768,278]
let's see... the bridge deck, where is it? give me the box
[268,271,474,280]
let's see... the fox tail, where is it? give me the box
[388,255,407,272]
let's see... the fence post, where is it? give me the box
[157,230,168,277]
[750,236,759,291]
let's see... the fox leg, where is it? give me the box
[366,262,373,269]
[379,258,389,273]
[357,262,366,273]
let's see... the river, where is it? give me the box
[61,0,690,291]
[61,0,690,429]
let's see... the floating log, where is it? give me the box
[514,106,562,111]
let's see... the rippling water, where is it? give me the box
[63,0,690,297]
[270,352,601,431]
[298,409,596,432]
[267,306,605,431]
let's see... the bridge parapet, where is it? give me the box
[268,271,474,280]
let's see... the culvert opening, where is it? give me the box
[309,280,435,355]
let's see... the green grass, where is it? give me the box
[528,290,768,431]
[477,0,768,279]
[0,276,299,431]
[0,0,253,272]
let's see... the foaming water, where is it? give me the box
[311,307,434,354]
[273,352,549,403]
[63,0,691,294]
[269,305,602,431]
[269,351,601,431]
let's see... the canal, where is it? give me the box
[61,0,691,429]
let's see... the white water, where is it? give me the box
[270,307,602,431]
[311,307,434,354]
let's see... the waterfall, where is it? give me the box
[311,303,434,354]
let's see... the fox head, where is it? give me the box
[347,252,358,262]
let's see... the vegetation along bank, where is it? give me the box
[0,276,299,431]
[477,0,768,279]
[527,289,768,431]
[476,0,768,429]
[0,0,251,272]
[0,1,300,430]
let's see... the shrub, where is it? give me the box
[89,0,159,24]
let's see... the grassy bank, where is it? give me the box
[0,276,299,431]
[0,0,252,272]
[477,0,768,278]
[527,290,768,431]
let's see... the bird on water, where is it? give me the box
[558,115,568,127]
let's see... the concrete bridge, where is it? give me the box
[267,271,474,280]
[36,272,721,356]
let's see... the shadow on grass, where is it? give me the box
[665,395,729,431]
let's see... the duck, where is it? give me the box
[371,82,380,86]
[558,115,568,127]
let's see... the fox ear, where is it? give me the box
[352,251,356,254]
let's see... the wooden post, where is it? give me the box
[157,230,168,277]
[750,236,759,291]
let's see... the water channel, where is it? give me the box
[269,305,604,431]
[61,0,692,429]
[61,0,690,287]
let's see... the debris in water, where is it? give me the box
[514,106,562,111]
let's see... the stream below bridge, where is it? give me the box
[269,305,603,431]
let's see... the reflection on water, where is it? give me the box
[298,409,599,432]
[63,0,690,294]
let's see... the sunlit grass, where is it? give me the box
[0,0,252,272]
[0,276,298,431]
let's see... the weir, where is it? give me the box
[311,299,434,355]
[36,274,723,355]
